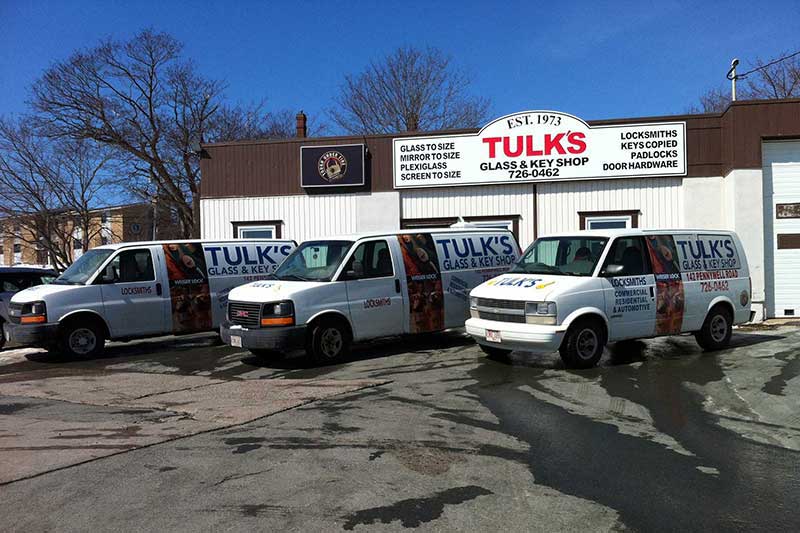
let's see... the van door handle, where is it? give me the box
[395,279,401,294]
[649,286,655,298]
[156,282,163,296]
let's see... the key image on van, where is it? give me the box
[466,229,753,368]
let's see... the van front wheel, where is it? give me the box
[307,319,351,364]
[559,319,605,369]
[59,321,106,358]
[695,306,732,351]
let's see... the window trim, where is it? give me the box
[401,215,520,241]
[578,210,640,230]
[232,220,282,239]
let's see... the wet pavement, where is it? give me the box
[0,327,799,531]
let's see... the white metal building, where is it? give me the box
[200,100,800,320]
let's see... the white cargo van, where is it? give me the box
[466,229,753,368]
[6,239,295,357]
[221,228,521,362]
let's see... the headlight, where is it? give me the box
[260,300,294,327]
[469,296,478,310]
[19,301,47,324]
[525,301,556,325]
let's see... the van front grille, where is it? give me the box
[476,298,526,310]
[478,311,526,323]
[228,301,262,328]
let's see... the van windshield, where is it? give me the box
[54,249,115,285]
[510,236,608,276]
[273,240,354,282]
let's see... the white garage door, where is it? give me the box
[764,140,800,318]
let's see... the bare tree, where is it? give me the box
[689,50,800,114]
[329,46,490,135]
[31,29,288,238]
[0,118,112,269]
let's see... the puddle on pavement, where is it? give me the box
[464,332,800,532]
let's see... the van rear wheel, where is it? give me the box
[695,305,733,351]
[559,318,605,369]
[306,319,351,364]
[58,320,106,358]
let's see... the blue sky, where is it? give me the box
[1,0,798,130]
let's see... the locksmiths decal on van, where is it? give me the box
[163,243,212,333]
[398,233,444,333]
[645,235,684,334]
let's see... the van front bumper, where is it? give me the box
[220,321,306,352]
[4,322,59,347]
[465,317,565,353]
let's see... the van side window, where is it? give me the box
[601,237,651,277]
[343,240,394,280]
[107,249,155,283]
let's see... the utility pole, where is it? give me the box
[727,58,740,101]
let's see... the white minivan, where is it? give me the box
[221,227,521,363]
[6,239,295,357]
[466,229,754,368]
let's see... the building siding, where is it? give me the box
[400,184,537,247]
[537,177,684,235]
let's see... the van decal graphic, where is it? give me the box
[645,235,685,335]
[398,233,444,333]
[535,281,556,290]
[164,243,212,334]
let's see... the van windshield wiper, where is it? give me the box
[277,273,311,281]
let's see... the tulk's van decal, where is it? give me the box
[674,235,740,271]
[435,235,518,271]
[646,235,684,334]
[205,244,294,277]
[487,276,543,288]
[398,233,444,333]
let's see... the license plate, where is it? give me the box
[486,330,501,343]
[230,335,242,348]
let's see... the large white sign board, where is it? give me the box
[393,110,686,188]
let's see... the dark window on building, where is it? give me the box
[13,243,21,254]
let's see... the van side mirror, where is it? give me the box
[347,260,364,279]
[99,265,116,284]
[602,264,625,277]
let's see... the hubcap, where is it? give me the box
[320,328,343,358]
[68,328,97,355]
[710,315,728,343]
[576,328,598,360]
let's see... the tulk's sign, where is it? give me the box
[392,110,686,188]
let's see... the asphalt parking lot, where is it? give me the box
[1,326,799,532]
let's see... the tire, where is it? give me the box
[306,319,351,364]
[58,320,106,358]
[559,318,605,369]
[695,305,733,351]
[0,320,5,351]
[479,344,512,358]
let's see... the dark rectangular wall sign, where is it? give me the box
[301,144,365,188]
[776,203,800,219]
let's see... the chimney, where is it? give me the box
[406,115,419,132]
[296,111,307,138]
